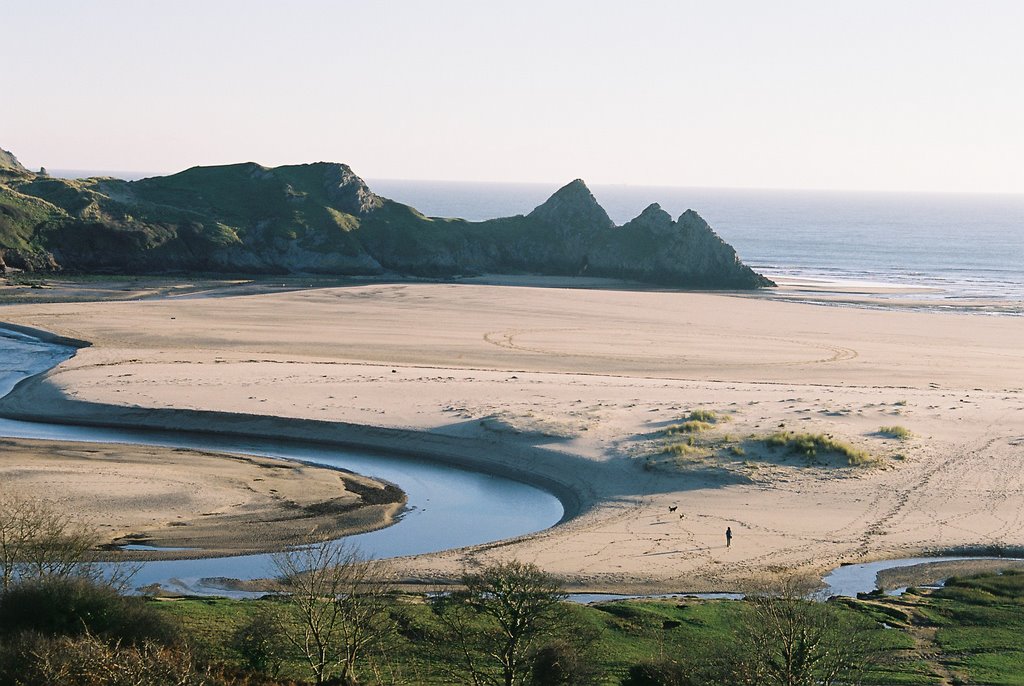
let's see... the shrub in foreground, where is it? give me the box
[2,633,206,686]
[529,638,603,686]
[0,576,178,646]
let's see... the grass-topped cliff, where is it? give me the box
[0,149,773,288]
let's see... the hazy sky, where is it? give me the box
[3,1,1022,193]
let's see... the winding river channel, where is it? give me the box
[1,326,1016,598]
[0,328,563,594]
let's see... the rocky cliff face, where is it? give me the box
[0,147,773,288]
[519,179,616,273]
[0,148,26,172]
[322,163,384,215]
[583,203,771,288]
[528,179,614,232]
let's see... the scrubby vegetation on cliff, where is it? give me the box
[0,148,772,289]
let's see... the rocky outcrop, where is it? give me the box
[322,163,384,215]
[0,146,773,289]
[0,247,59,273]
[584,204,772,288]
[527,179,614,232]
[0,148,26,172]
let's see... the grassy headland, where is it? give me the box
[0,156,772,288]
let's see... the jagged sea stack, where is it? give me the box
[585,202,773,288]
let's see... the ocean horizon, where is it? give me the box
[371,178,1024,308]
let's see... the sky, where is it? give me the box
[2,1,1022,193]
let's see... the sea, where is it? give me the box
[53,170,1024,313]
[370,179,1024,311]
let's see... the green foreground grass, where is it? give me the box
[150,571,1024,685]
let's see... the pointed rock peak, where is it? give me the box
[677,208,712,230]
[528,178,613,230]
[0,147,27,172]
[540,179,596,205]
[321,162,382,215]
[622,202,673,232]
[639,202,672,222]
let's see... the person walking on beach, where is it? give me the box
[725,526,732,548]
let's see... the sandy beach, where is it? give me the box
[1,278,1022,591]
[0,436,404,559]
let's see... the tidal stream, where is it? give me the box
[0,326,1015,598]
[0,327,563,594]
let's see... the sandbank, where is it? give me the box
[0,436,404,559]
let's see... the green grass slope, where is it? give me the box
[151,573,1024,685]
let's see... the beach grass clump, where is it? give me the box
[663,409,732,437]
[878,425,913,440]
[665,420,714,435]
[663,441,708,458]
[763,431,872,466]
[687,409,730,424]
[643,439,713,472]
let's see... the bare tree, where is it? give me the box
[737,575,879,686]
[272,539,394,685]
[431,560,569,686]
[0,490,100,591]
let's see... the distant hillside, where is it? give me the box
[0,150,773,288]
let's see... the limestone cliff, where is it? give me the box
[0,147,773,288]
[585,203,770,288]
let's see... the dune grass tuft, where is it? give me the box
[687,409,729,424]
[663,409,732,437]
[663,442,708,457]
[878,425,912,440]
[763,431,872,466]
[665,420,714,435]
